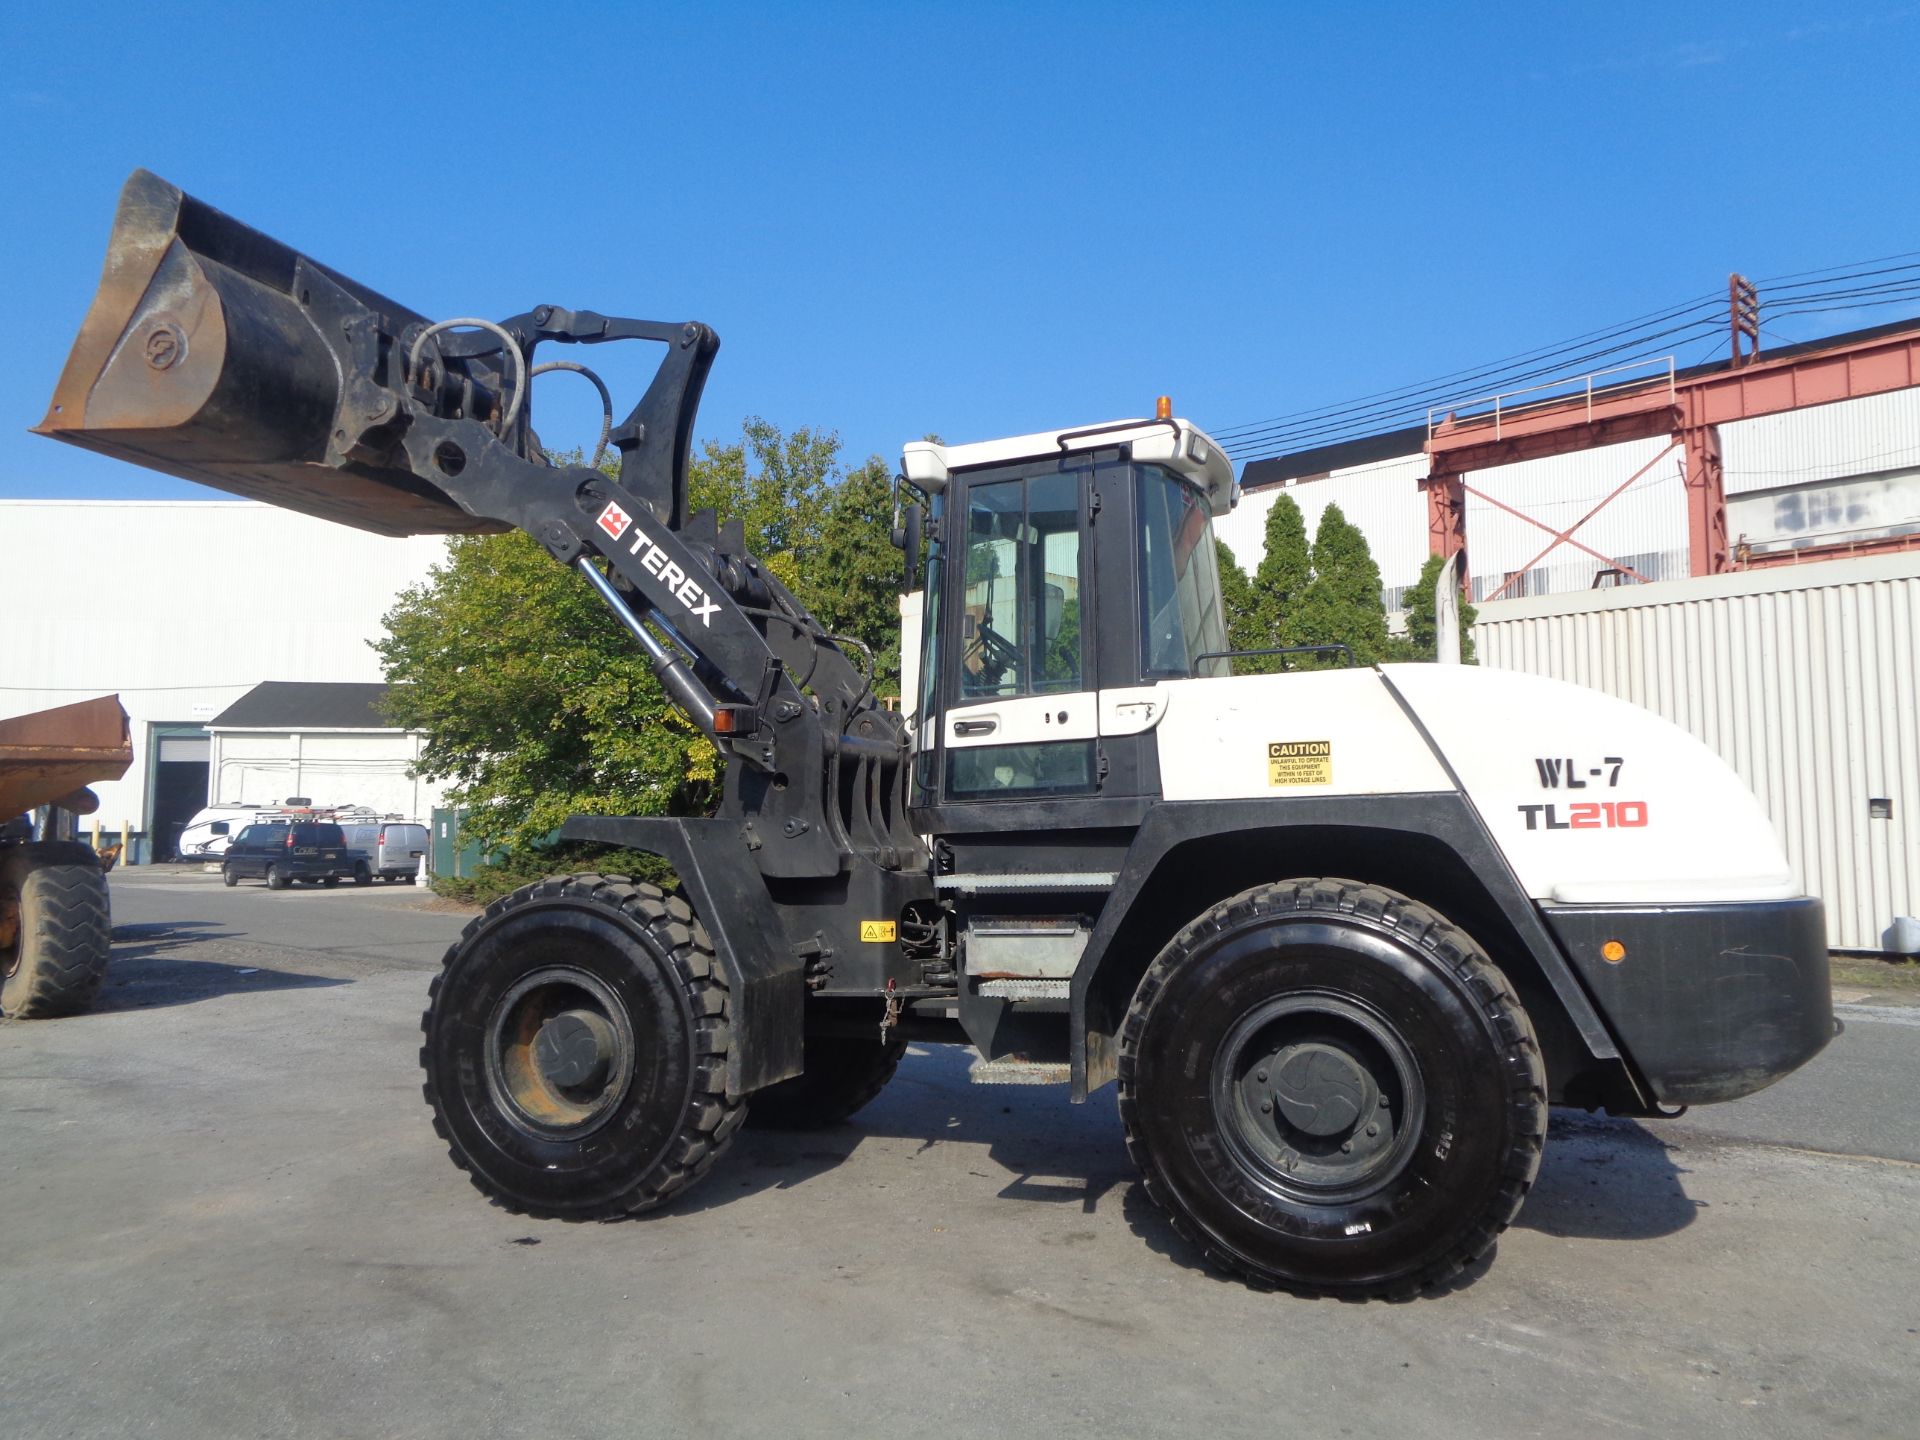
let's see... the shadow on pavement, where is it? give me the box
[669,1050,1701,1289]
[93,922,349,1012]
[1515,1111,1702,1241]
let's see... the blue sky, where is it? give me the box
[4,2,1918,500]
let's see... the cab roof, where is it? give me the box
[901,418,1237,517]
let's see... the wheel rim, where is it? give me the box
[1209,992,1425,1205]
[483,966,637,1140]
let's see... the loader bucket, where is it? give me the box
[35,170,501,537]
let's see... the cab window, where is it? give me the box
[1136,465,1227,677]
[959,471,1083,700]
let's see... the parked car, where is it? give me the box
[337,821,428,884]
[220,821,362,890]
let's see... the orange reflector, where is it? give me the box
[1155,395,1173,421]
[1601,940,1627,964]
[712,709,737,735]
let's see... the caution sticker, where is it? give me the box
[1268,740,1332,787]
[859,920,897,943]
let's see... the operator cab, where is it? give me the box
[900,409,1236,820]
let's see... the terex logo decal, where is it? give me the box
[594,504,725,629]
[596,501,632,541]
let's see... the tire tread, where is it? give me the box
[418,871,743,1220]
[1116,876,1547,1299]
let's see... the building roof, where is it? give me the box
[208,682,398,730]
[1236,311,1920,492]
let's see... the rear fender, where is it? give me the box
[1068,794,1629,1103]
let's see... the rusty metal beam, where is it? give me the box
[1423,318,1920,575]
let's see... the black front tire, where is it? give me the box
[221,865,238,888]
[420,873,744,1218]
[1,842,113,1019]
[748,1028,905,1130]
[1118,878,1546,1299]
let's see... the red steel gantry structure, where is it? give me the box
[1422,312,1920,595]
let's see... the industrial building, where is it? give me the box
[0,499,450,862]
[1217,316,1920,950]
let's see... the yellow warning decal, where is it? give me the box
[1268,740,1332,787]
[859,920,898,943]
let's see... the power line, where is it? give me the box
[1212,249,1920,464]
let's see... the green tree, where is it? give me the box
[378,419,904,856]
[376,529,717,854]
[1398,552,1477,663]
[1292,501,1391,666]
[1214,539,1265,657]
[800,456,908,692]
[1247,492,1313,670]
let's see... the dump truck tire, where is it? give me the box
[748,1031,905,1129]
[420,873,745,1219]
[0,842,113,1019]
[1118,877,1546,1300]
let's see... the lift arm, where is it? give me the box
[37,170,917,881]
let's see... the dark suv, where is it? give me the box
[220,822,362,890]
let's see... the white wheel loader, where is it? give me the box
[35,170,1832,1296]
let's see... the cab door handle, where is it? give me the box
[953,719,997,737]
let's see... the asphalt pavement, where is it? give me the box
[3,866,1917,1440]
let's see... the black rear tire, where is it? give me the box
[420,873,744,1218]
[1,842,113,1019]
[266,865,286,891]
[748,1028,905,1129]
[354,862,372,887]
[1118,878,1546,1299]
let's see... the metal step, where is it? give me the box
[973,978,1070,1001]
[968,1056,1072,1086]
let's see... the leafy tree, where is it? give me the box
[378,419,904,857]
[1214,540,1265,657]
[1292,501,1391,666]
[377,529,717,855]
[1399,552,1477,663]
[802,456,907,690]
[1251,493,1312,644]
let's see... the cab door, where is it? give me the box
[937,461,1099,803]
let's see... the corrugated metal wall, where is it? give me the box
[1473,551,1920,950]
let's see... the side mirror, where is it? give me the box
[892,495,924,594]
[1041,582,1066,641]
[209,821,230,836]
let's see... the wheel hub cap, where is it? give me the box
[1271,1042,1372,1136]
[483,967,636,1140]
[535,1009,616,1089]
[1212,992,1424,1203]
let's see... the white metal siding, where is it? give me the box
[1720,388,1920,495]
[1473,552,1920,950]
[1217,453,1431,599]
[0,500,450,839]
[1461,437,1689,599]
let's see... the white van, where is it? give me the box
[337,821,428,883]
